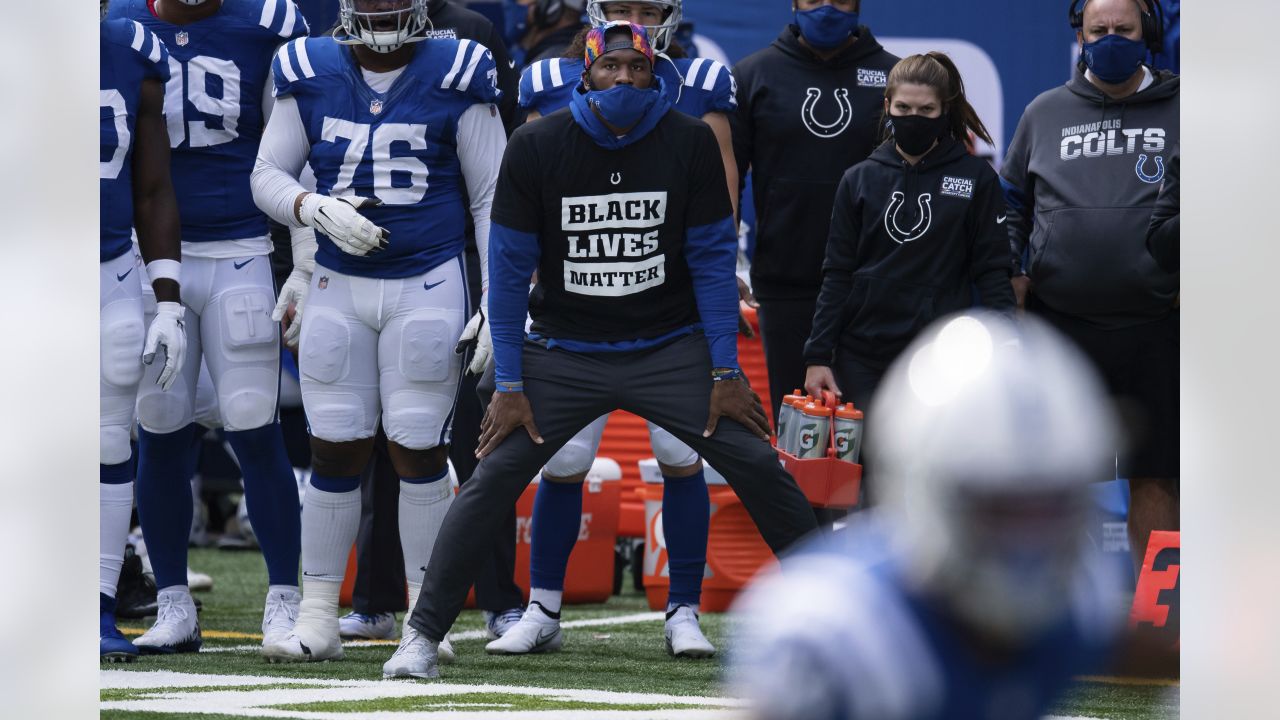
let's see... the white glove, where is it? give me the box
[142,301,187,392]
[455,294,491,376]
[272,226,317,349]
[298,193,389,256]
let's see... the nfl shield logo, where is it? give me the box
[175,31,189,46]
[370,100,384,115]
[318,276,329,290]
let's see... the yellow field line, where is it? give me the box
[120,628,263,640]
[1076,675,1180,687]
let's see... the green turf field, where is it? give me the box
[102,547,1178,718]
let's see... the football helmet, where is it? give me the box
[587,0,681,53]
[870,311,1120,644]
[335,0,431,54]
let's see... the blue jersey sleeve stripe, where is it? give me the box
[275,44,299,84]
[685,57,708,87]
[146,31,164,64]
[701,61,724,92]
[279,0,300,38]
[293,38,315,78]
[259,0,278,32]
[531,60,547,93]
[129,20,146,52]
[549,58,565,87]
[441,39,474,90]
[456,45,486,92]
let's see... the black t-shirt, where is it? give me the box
[493,107,732,343]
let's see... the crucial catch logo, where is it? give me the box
[940,176,974,199]
[857,68,888,88]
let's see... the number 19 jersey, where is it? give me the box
[273,37,501,279]
[109,0,309,244]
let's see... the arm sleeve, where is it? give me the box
[250,94,312,227]
[683,126,740,370]
[803,175,860,366]
[489,133,543,388]
[1000,112,1036,275]
[456,102,508,299]
[1147,155,1180,273]
[969,173,1017,316]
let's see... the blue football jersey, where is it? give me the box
[109,0,309,243]
[274,37,502,279]
[518,55,735,119]
[100,18,171,263]
[731,520,1122,720]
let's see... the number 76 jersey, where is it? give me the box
[273,37,501,279]
[109,0,309,243]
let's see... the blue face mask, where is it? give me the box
[586,83,662,130]
[1081,34,1148,84]
[794,5,860,50]
[502,0,529,47]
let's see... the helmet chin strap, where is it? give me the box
[332,15,434,55]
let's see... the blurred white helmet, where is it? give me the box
[870,311,1120,644]
[336,0,431,54]
[587,1,682,53]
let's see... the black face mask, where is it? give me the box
[889,113,948,157]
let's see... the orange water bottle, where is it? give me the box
[777,389,804,453]
[796,400,832,459]
[833,403,865,464]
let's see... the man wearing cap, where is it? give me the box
[382,22,819,680]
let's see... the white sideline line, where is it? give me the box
[201,611,665,653]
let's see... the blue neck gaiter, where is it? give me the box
[570,75,672,150]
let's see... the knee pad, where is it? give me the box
[397,310,459,383]
[136,383,194,434]
[100,300,145,388]
[219,287,278,362]
[304,390,374,443]
[299,309,352,384]
[544,433,600,479]
[648,423,699,468]
[100,425,132,465]
[215,367,278,431]
[383,390,446,450]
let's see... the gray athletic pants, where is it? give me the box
[408,333,820,641]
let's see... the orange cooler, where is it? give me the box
[639,459,775,612]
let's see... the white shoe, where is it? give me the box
[339,611,396,640]
[382,625,440,679]
[262,588,301,647]
[664,604,715,658]
[483,607,525,640]
[484,602,562,655]
[262,606,342,663]
[134,589,202,654]
[438,636,456,665]
[187,567,213,592]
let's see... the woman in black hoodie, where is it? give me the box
[803,52,1015,422]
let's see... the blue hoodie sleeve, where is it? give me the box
[489,222,540,391]
[685,217,740,370]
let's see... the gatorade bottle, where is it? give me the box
[796,400,832,460]
[834,403,865,464]
[783,395,812,454]
[777,389,804,453]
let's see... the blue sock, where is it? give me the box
[662,469,709,607]
[100,461,132,485]
[136,424,198,589]
[529,476,584,591]
[225,423,301,588]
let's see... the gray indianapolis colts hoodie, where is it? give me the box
[1002,68,1179,328]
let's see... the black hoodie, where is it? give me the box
[803,137,1015,370]
[1002,69,1179,328]
[426,0,519,134]
[733,25,900,302]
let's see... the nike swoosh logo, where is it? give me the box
[116,267,134,282]
[424,280,446,291]
[508,60,516,69]
[234,258,254,269]
[533,627,558,648]
[996,215,1007,224]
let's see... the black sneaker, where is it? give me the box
[116,545,202,618]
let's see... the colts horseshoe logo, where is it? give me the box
[883,192,934,244]
[801,87,854,139]
[1135,154,1165,184]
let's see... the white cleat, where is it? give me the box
[262,609,342,663]
[134,589,202,655]
[382,625,441,679]
[262,588,302,648]
[483,607,525,640]
[339,611,397,640]
[664,604,716,658]
[438,636,456,665]
[187,567,213,592]
[484,602,562,655]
